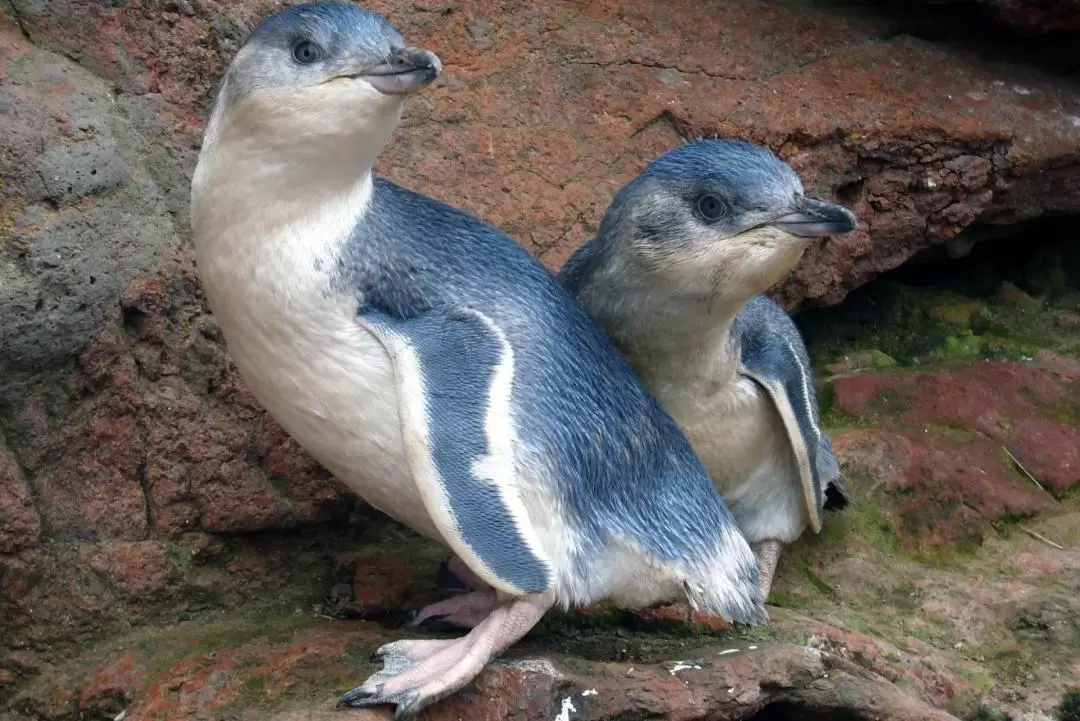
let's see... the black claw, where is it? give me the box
[435,557,472,597]
[414,614,469,632]
[337,688,372,707]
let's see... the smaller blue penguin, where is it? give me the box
[190,4,765,718]
[558,139,858,600]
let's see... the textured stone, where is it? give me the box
[831,360,1080,492]
[0,0,1076,550]
[5,0,1080,310]
[31,405,150,542]
[979,0,1080,33]
[78,650,147,711]
[11,624,959,721]
[0,441,40,554]
[0,15,180,384]
[833,428,1053,551]
[80,541,175,597]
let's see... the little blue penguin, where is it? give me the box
[189,4,766,718]
[558,139,859,601]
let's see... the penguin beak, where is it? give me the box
[355,47,442,95]
[767,196,858,237]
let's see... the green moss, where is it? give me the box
[797,247,1080,371]
[879,581,920,613]
[954,667,997,692]
[964,706,1017,721]
[1056,690,1080,721]
[522,611,727,663]
[128,613,322,680]
[936,330,985,359]
[764,590,795,608]
[860,348,899,368]
[803,566,838,599]
[819,406,864,431]
[813,490,900,555]
[930,300,986,327]
[348,522,447,571]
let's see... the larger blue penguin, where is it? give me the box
[189,4,765,718]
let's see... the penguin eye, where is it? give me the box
[695,194,727,222]
[292,40,324,65]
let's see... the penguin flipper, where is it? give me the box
[736,296,833,533]
[358,304,552,598]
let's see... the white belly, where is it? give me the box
[204,279,441,542]
[650,374,808,545]
[188,157,445,541]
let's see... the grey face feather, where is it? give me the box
[557,139,857,528]
[583,139,856,271]
[224,2,439,102]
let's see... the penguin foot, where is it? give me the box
[338,597,549,718]
[407,589,500,631]
[751,538,783,602]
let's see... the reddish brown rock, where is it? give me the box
[7,0,1080,309]
[832,428,1052,550]
[1057,311,1080,328]
[805,623,974,710]
[0,0,1076,550]
[831,361,1080,492]
[1011,418,1080,491]
[1034,349,1080,380]
[79,650,147,711]
[80,542,175,597]
[349,555,412,613]
[0,441,40,554]
[31,408,150,542]
[15,622,958,721]
[629,603,734,632]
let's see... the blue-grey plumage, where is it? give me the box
[189,4,765,717]
[559,139,858,600]
[733,294,853,515]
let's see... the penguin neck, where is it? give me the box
[190,106,390,273]
[577,262,745,391]
[194,122,377,233]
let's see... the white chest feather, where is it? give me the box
[191,174,438,541]
[640,361,808,545]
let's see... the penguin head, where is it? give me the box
[208,2,440,157]
[592,139,858,303]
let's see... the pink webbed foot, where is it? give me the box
[338,597,550,719]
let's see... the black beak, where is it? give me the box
[361,47,442,95]
[767,196,858,237]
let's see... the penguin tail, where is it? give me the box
[682,524,768,626]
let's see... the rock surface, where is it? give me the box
[2,0,1080,719]
[979,0,1080,34]
[5,618,961,721]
